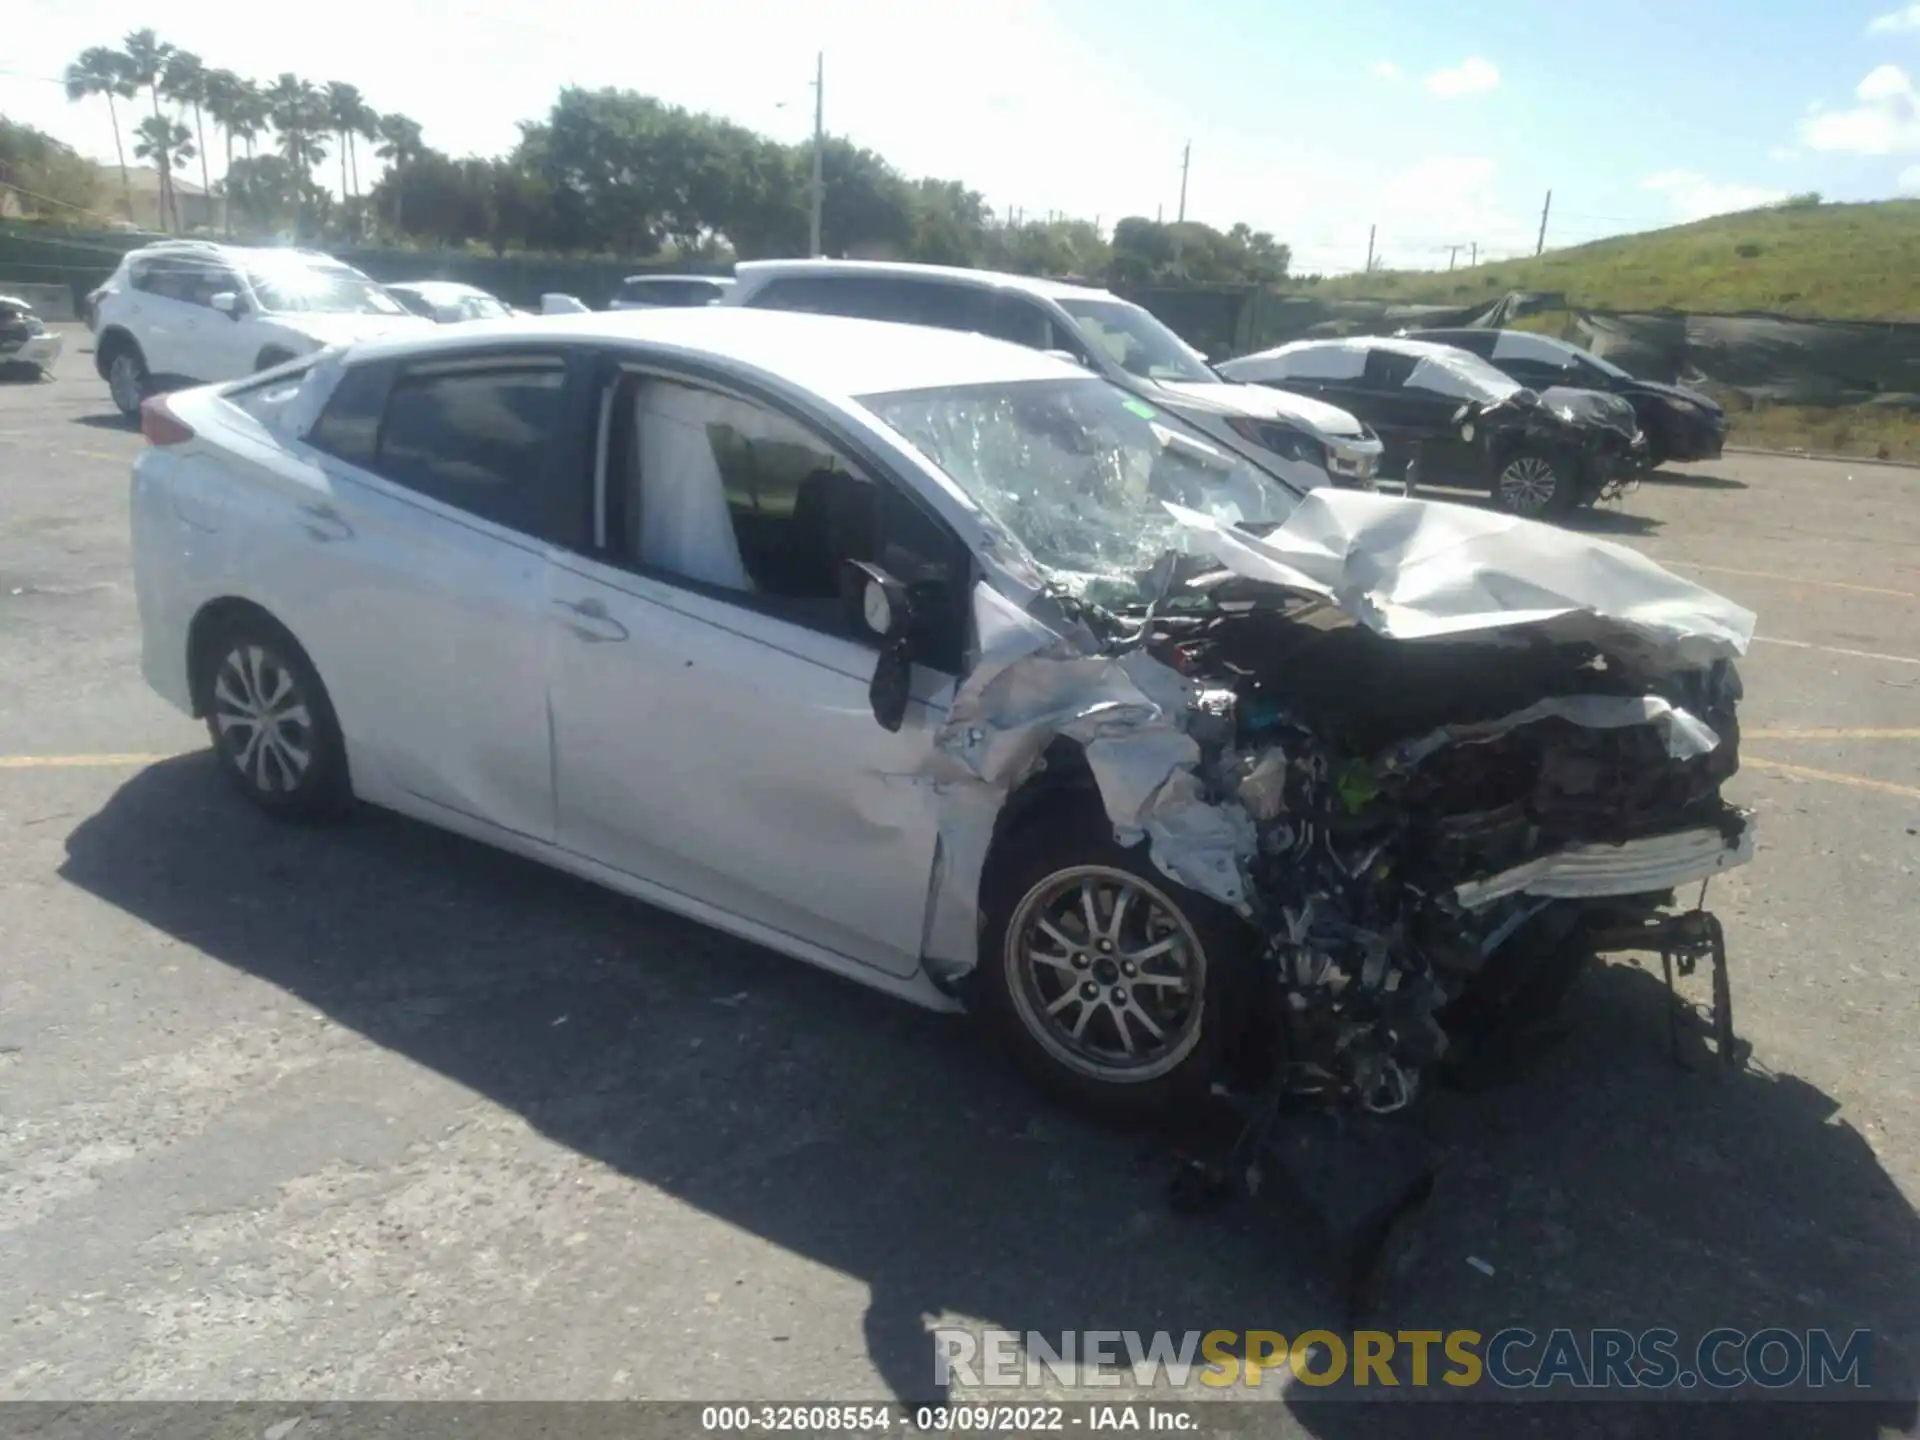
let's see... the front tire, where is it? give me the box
[197,613,351,822]
[979,805,1254,1120]
[104,343,150,418]
[1492,448,1575,518]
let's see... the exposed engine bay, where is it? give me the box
[920,487,1757,1118]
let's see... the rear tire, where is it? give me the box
[979,801,1255,1122]
[195,611,352,823]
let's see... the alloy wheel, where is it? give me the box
[1004,865,1207,1082]
[1497,455,1560,515]
[212,643,315,795]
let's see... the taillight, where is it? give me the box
[140,395,195,446]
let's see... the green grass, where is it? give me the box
[1306,200,1920,320]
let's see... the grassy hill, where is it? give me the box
[1307,199,1920,321]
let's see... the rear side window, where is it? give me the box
[305,361,392,467]
[1362,349,1420,388]
[373,359,567,531]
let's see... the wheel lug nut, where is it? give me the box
[1072,953,1089,969]
[1081,982,1099,1000]
[1121,962,1137,977]
[1097,939,1113,953]
[1112,987,1128,1005]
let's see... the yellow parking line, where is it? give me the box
[71,449,128,463]
[0,752,185,769]
[1746,756,1920,801]
[1746,727,1920,741]
[1668,560,1919,601]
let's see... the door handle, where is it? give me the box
[298,502,353,542]
[554,596,629,643]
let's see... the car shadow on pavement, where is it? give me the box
[1642,469,1752,491]
[71,411,137,431]
[1559,506,1666,538]
[58,758,1920,1435]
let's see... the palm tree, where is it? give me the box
[267,74,329,236]
[63,46,137,223]
[233,78,270,163]
[121,28,177,227]
[373,111,424,236]
[162,50,212,233]
[133,113,195,226]
[323,81,379,231]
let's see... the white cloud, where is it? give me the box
[1642,170,1789,221]
[1799,64,1920,153]
[1868,2,1920,32]
[1899,163,1920,192]
[1423,57,1500,99]
[1371,60,1403,81]
[1767,145,1800,161]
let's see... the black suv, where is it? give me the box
[1408,327,1728,468]
[1218,336,1645,518]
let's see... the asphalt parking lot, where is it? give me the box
[1,327,1917,1434]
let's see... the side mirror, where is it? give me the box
[845,560,914,732]
[210,291,243,318]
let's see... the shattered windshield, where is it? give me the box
[247,263,409,316]
[859,377,1300,606]
[1055,298,1215,384]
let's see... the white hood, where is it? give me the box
[274,312,437,347]
[1164,488,1756,669]
[1158,380,1370,440]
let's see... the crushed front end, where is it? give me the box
[1139,587,1751,1113]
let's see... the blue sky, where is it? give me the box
[6,0,1919,272]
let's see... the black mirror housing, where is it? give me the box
[844,560,916,732]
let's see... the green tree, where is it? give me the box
[133,112,195,226]
[161,50,213,232]
[220,153,299,235]
[0,117,103,220]
[63,46,136,223]
[324,81,378,234]
[266,74,329,235]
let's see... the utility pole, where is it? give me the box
[1535,189,1552,257]
[1172,141,1192,274]
[1470,241,1478,266]
[1445,244,1462,271]
[1365,224,1376,273]
[808,51,825,258]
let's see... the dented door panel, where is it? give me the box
[545,552,948,980]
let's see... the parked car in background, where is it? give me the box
[80,284,109,332]
[126,306,1753,1120]
[0,294,63,378]
[1219,336,1644,517]
[1405,327,1729,468]
[542,293,592,315]
[609,275,734,309]
[90,240,433,417]
[385,281,524,324]
[725,259,1383,491]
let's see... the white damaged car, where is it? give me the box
[128,308,1755,1120]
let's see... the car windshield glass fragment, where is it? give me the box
[248,264,408,316]
[858,377,1300,607]
[1055,298,1215,384]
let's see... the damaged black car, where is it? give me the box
[1216,335,1645,518]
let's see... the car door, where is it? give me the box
[543,356,970,978]
[128,256,200,378]
[185,261,259,378]
[293,346,597,840]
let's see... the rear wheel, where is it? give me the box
[196,612,351,822]
[1492,449,1575,517]
[980,805,1254,1120]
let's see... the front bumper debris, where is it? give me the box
[1452,814,1755,909]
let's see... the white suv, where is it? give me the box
[92,241,433,417]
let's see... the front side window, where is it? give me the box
[247,262,409,316]
[860,377,1299,608]
[372,359,566,531]
[1054,297,1213,383]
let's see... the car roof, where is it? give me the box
[732,258,1117,303]
[341,305,1087,397]
[124,241,360,271]
[623,274,731,286]
[1268,335,1469,361]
